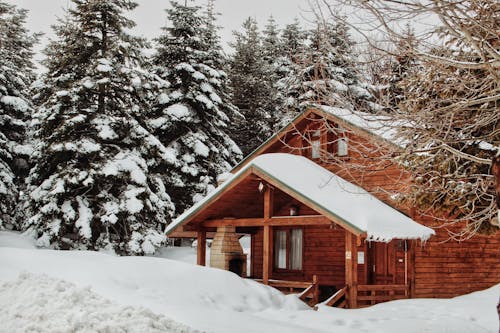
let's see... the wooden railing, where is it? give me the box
[322,286,347,308]
[253,279,311,290]
[357,284,409,305]
[254,275,319,306]
[298,275,319,306]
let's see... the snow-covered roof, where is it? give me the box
[320,106,408,148]
[167,153,434,242]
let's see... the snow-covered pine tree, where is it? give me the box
[274,18,307,129]
[150,1,242,213]
[202,0,224,69]
[26,0,175,255]
[262,16,281,63]
[0,2,38,230]
[229,17,274,155]
[262,16,297,132]
[372,24,419,112]
[281,18,306,60]
[283,19,372,114]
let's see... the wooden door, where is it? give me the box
[368,241,406,285]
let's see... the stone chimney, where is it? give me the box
[210,226,247,277]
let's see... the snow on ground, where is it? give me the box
[158,236,251,274]
[0,231,498,333]
[0,273,200,333]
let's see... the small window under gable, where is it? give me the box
[311,139,321,159]
[338,137,348,156]
[337,126,348,157]
[310,129,321,159]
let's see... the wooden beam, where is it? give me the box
[358,284,409,292]
[351,235,358,309]
[196,230,206,266]
[263,224,271,285]
[264,185,274,219]
[263,186,274,285]
[408,239,416,298]
[408,209,416,299]
[202,215,332,227]
[345,232,352,308]
[270,216,329,225]
[254,279,312,289]
[345,231,358,308]
[357,295,408,301]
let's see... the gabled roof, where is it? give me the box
[166,153,435,242]
[232,106,405,173]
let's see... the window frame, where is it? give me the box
[273,227,304,272]
[311,139,321,159]
[337,136,348,157]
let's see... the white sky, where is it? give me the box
[8,0,316,69]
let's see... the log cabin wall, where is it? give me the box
[413,215,500,298]
[251,224,369,288]
[254,113,500,298]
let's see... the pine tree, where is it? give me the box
[283,19,372,114]
[281,18,305,60]
[0,2,38,229]
[274,19,306,129]
[202,0,224,69]
[262,16,281,63]
[150,1,242,213]
[26,0,174,254]
[229,17,274,154]
[378,24,419,111]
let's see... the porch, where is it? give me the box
[195,213,416,308]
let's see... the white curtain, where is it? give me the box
[274,230,287,269]
[290,229,303,270]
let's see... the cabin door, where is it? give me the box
[368,241,406,285]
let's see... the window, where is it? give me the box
[274,228,303,270]
[275,230,287,269]
[289,229,303,270]
[311,139,321,159]
[337,137,348,156]
[336,126,348,157]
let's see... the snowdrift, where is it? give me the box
[0,273,201,333]
[0,231,498,333]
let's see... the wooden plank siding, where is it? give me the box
[251,225,369,289]
[245,109,500,299]
[413,220,500,298]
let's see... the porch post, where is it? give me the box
[345,232,358,308]
[408,240,416,298]
[263,186,274,285]
[408,208,417,298]
[197,230,206,266]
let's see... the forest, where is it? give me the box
[0,0,498,255]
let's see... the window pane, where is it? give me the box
[338,137,348,156]
[311,140,321,159]
[289,229,303,270]
[274,230,287,269]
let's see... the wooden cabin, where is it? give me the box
[166,107,500,308]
